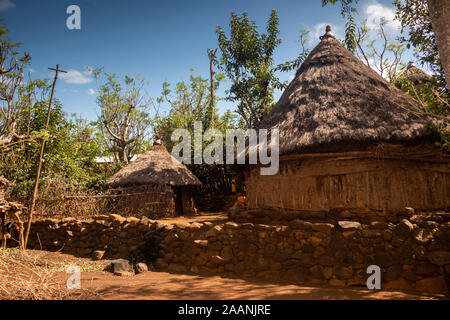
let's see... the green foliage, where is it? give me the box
[215,10,283,128]
[276,30,311,74]
[393,0,446,88]
[396,78,449,150]
[94,72,153,163]
[322,0,359,52]
[155,69,237,156]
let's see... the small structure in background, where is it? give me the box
[243,26,449,221]
[396,61,432,91]
[105,141,201,218]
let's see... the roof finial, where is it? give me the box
[320,25,334,40]
[153,132,162,146]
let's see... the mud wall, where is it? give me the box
[245,158,449,212]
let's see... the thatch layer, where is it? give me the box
[106,145,201,187]
[258,35,437,155]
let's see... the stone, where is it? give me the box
[337,221,361,231]
[427,251,450,266]
[154,258,168,269]
[168,263,187,273]
[205,225,222,238]
[92,250,105,261]
[370,221,388,229]
[193,240,208,247]
[224,222,239,229]
[375,252,395,267]
[221,246,233,261]
[309,236,322,247]
[412,262,438,276]
[322,267,333,279]
[108,214,126,224]
[393,219,414,239]
[114,271,134,276]
[404,207,415,215]
[290,220,313,230]
[135,262,148,274]
[413,228,434,244]
[415,277,447,293]
[106,259,132,274]
[312,223,335,234]
[185,222,202,232]
[212,255,226,265]
[126,217,140,226]
[384,265,402,282]
[383,278,412,291]
[335,266,353,279]
[329,278,346,287]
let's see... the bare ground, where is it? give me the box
[4,249,444,300]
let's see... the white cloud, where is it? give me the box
[87,88,95,95]
[0,0,15,12]
[365,2,401,30]
[59,69,93,84]
[312,22,343,41]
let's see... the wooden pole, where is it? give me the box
[24,64,67,248]
[208,48,217,129]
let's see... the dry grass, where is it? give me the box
[0,248,103,300]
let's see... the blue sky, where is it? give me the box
[1,0,415,121]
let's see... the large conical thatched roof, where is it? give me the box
[258,29,436,156]
[106,145,201,187]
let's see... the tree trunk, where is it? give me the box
[428,0,450,88]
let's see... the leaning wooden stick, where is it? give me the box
[24,64,67,249]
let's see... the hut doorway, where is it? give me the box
[174,187,183,215]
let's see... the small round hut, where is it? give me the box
[106,144,201,218]
[396,61,432,91]
[245,27,449,220]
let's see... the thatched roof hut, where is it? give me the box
[402,62,432,84]
[257,31,436,155]
[106,145,201,217]
[244,27,449,217]
[106,145,201,188]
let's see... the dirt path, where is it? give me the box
[55,270,447,300]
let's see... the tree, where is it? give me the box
[426,0,449,89]
[394,0,446,88]
[355,19,407,83]
[155,69,229,150]
[322,0,359,52]
[93,71,153,164]
[215,10,283,128]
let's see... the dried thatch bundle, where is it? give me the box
[106,145,201,188]
[258,32,437,156]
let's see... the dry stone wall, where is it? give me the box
[26,213,450,294]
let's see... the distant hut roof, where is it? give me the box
[105,145,201,188]
[258,27,436,156]
[400,61,432,84]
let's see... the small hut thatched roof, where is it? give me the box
[257,29,436,156]
[106,145,201,188]
[401,61,432,84]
